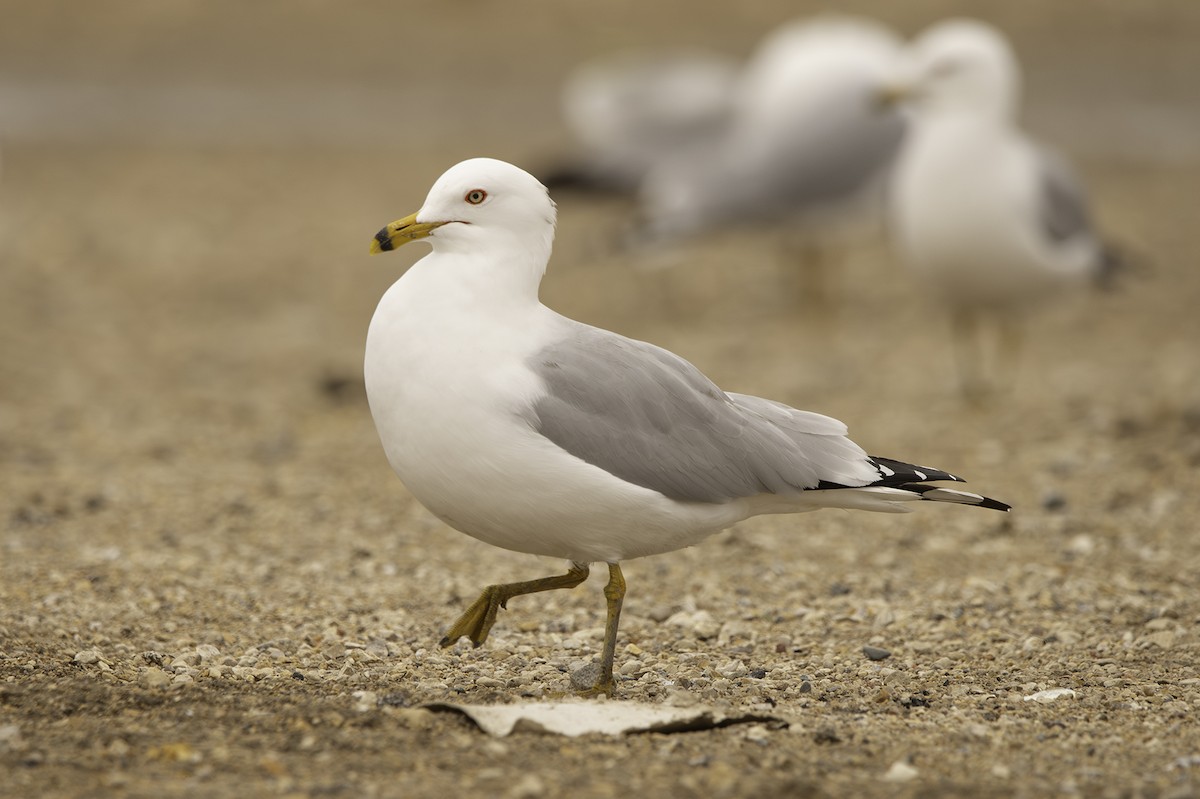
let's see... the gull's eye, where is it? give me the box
[465,189,487,205]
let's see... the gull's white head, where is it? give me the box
[371,158,557,262]
[887,19,1021,120]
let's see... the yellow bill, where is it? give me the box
[874,82,915,110]
[370,211,449,254]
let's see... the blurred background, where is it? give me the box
[1,2,1198,792]
[1,0,1197,551]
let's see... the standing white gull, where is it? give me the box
[882,19,1121,398]
[366,158,1009,696]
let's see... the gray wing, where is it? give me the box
[637,84,906,238]
[711,109,904,224]
[525,326,878,503]
[1036,146,1096,245]
[1035,146,1126,285]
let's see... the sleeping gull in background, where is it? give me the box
[882,19,1122,398]
[365,157,1009,696]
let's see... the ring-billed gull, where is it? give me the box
[545,16,907,305]
[882,19,1121,398]
[636,16,905,245]
[366,158,1009,696]
[629,16,907,306]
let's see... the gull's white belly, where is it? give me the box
[364,280,747,563]
[892,122,1079,311]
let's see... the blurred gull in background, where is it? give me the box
[544,50,740,194]
[636,16,905,245]
[883,19,1122,399]
[546,16,907,305]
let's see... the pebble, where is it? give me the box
[569,661,602,692]
[392,708,437,730]
[618,660,642,677]
[717,620,754,646]
[1142,630,1176,649]
[504,773,546,799]
[0,724,22,751]
[1024,688,1077,703]
[352,690,378,713]
[73,649,101,665]
[1042,492,1067,511]
[139,668,172,689]
[742,725,771,746]
[863,646,891,661]
[1065,533,1095,556]
[882,760,919,782]
[716,659,747,678]
[663,610,721,640]
[174,652,201,668]
[195,644,222,663]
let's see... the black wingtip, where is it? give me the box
[868,456,964,486]
[977,496,1013,512]
[865,456,1010,512]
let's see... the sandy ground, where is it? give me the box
[2,2,1199,797]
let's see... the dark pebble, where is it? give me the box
[1042,492,1067,511]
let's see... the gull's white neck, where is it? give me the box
[364,234,560,415]
[364,236,561,480]
[405,250,544,316]
[416,222,552,305]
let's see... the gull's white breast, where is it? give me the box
[892,117,1083,311]
[364,258,748,564]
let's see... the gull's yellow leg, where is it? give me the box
[581,563,626,698]
[439,563,590,648]
[996,316,1024,393]
[795,241,832,313]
